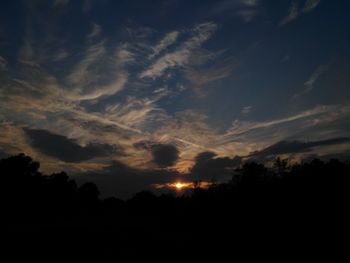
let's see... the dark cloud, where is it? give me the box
[151,144,179,167]
[190,151,241,181]
[75,160,180,199]
[134,141,180,167]
[248,137,350,158]
[304,151,350,163]
[194,151,217,164]
[24,128,122,162]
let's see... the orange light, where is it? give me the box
[152,181,213,190]
[175,182,185,190]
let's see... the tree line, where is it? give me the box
[1,153,349,225]
[2,153,349,259]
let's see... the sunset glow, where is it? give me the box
[153,181,213,191]
[175,182,186,190]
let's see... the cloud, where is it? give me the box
[103,94,167,131]
[248,137,350,158]
[190,151,241,181]
[215,104,350,157]
[211,0,260,22]
[140,23,235,92]
[125,26,155,39]
[225,105,331,138]
[241,106,253,114]
[280,1,299,26]
[70,74,128,101]
[67,40,129,101]
[236,9,258,22]
[52,50,69,62]
[151,144,179,167]
[149,31,180,59]
[88,23,102,39]
[134,141,180,167]
[24,128,122,163]
[280,0,321,25]
[309,151,350,162]
[303,64,328,93]
[0,123,35,159]
[185,57,236,86]
[115,43,135,64]
[66,40,107,86]
[140,22,217,79]
[153,110,219,152]
[292,64,328,99]
[303,0,321,12]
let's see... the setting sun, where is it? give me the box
[175,182,185,190]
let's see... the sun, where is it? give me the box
[175,182,185,190]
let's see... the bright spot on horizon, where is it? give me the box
[175,182,185,190]
[152,181,214,190]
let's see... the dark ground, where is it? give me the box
[1,154,349,260]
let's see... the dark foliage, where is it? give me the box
[1,153,349,260]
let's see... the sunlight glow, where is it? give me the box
[152,181,213,191]
[175,182,185,190]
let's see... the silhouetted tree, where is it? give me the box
[1,153,349,259]
[273,157,289,176]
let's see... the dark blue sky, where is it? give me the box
[1,0,350,197]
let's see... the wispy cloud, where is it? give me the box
[219,104,350,149]
[184,54,236,87]
[67,38,131,101]
[303,0,321,12]
[248,137,350,158]
[292,64,329,99]
[241,106,253,114]
[88,23,102,39]
[212,0,260,22]
[280,0,321,26]
[52,50,69,62]
[149,31,180,59]
[140,22,217,79]
[236,9,258,22]
[305,64,329,93]
[67,40,107,87]
[280,1,300,26]
[103,96,167,131]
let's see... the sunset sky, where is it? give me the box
[1,0,349,198]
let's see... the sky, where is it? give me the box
[1,0,350,198]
